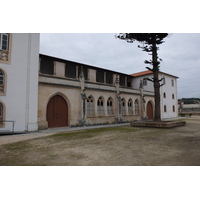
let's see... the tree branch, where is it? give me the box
[144,78,154,82]
[159,77,164,82]
[146,67,153,71]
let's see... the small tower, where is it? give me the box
[0,33,39,132]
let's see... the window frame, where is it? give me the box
[164,105,167,112]
[0,69,6,95]
[97,96,104,116]
[134,99,139,115]
[0,33,9,51]
[143,78,147,86]
[122,98,126,116]
[171,79,174,87]
[107,97,113,115]
[128,99,133,115]
[173,105,175,112]
[86,96,95,117]
[0,102,4,127]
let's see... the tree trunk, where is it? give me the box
[152,37,161,121]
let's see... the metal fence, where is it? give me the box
[0,121,15,133]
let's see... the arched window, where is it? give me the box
[163,92,166,98]
[172,94,175,99]
[134,99,139,115]
[122,98,126,115]
[97,96,104,115]
[171,79,174,87]
[173,105,175,112]
[164,105,167,112]
[0,69,5,94]
[128,99,133,115]
[87,96,94,116]
[0,102,4,126]
[107,97,113,115]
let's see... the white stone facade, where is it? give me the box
[132,71,179,120]
[0,33,39,132]
[38,54,155,129]
[0,33,179,132]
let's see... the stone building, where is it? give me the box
[0,33,179,132]
[0,33,39,132]
[38,54,155,129]
[131,71,179,119]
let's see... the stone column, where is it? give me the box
[115,74,122,123]
[140,80,147,120]
[79,66,87,126]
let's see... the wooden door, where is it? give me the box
[147,101,153,120]
[47,95,68,128]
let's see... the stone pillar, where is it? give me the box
[140,80,147,120]
[116,95,122,123]
[115,74,122,123]
[79,66,87,126]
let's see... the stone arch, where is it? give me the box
[134,99,139,115]
[128,98,133,115]
[173,105,175,112]
[0,101,6,127]
[97,96,104,116]
[146,101,154,120]
[46,92,71,115]
[107,97,114,115]
[86,95,95,116]
[164,105,167,112]
[0,68,7,95]
[121,98,126,116]
[46,93,69,128]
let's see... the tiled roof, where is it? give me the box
[130,70,179,78]
[130,70,153,77]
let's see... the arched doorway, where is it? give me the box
[47,95,68,128]
[146,101,153,120]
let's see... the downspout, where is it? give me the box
[25,34,32,131]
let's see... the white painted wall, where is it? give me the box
[0,33,39,132]
[159,72,178,119]
[133,72,178,119]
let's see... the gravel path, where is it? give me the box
[0,123,129,146]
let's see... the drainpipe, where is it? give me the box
[25,34,32,131]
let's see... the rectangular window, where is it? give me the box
[171,79,174,87]
[143,78,147,86]
[106,71,113,84]
[0,73,3,84]
[120,75,125,86]
[127,77,132,87]
[163,77,166,85]
[65,62,76,79]
[40,57,54,75]
[96,69,104,83]
[0,103,3,126]
[0,70,5,94]
[0,33,9,50]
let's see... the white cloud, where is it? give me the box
[40,33,200,98]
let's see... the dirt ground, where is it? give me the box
[0,116,200,166]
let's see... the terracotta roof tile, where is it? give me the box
[130,70,179,78]
[130,70,153,77]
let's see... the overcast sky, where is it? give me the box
[40,33,200,99]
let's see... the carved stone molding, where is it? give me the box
[0,84,4,93]
[0,50,9,61]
